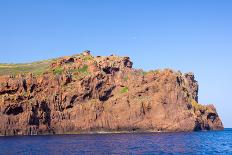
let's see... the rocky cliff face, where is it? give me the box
[0,51,223,136]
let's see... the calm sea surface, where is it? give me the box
[0,129,231,155]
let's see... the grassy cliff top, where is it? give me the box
[0,59,53,76]
[0,51,131,76]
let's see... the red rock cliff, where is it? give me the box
[0,51,223,135]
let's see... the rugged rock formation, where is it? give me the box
[0,51,223,136]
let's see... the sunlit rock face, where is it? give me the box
[0,51,223,136]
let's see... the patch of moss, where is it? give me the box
[123,76,128,81]
[22,91,29,97]
[69,65,90,80]
[68,65,88,73]
[191,99,206,111]
[120,87,129,94]
[53,67,64,75]
[78,65,88,73]
[82,55,93,61]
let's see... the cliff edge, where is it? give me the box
[0,51,223,135]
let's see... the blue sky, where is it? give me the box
[0,0,231,127]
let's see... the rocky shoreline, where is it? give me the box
[0,51,223,136]
[1,129,224,137]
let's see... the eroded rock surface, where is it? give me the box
[0,51,223,135]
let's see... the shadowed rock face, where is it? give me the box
[0,51,223,136]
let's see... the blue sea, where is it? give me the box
[0,129,231,155]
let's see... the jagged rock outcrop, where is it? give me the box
[0,51,223,136]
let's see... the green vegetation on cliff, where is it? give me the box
[0,60,53,76]
[120,87,129,94]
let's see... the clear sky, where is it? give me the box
[0,0,231,127]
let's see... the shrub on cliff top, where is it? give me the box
[83,55,93,61]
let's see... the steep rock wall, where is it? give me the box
[0,51,223,135]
